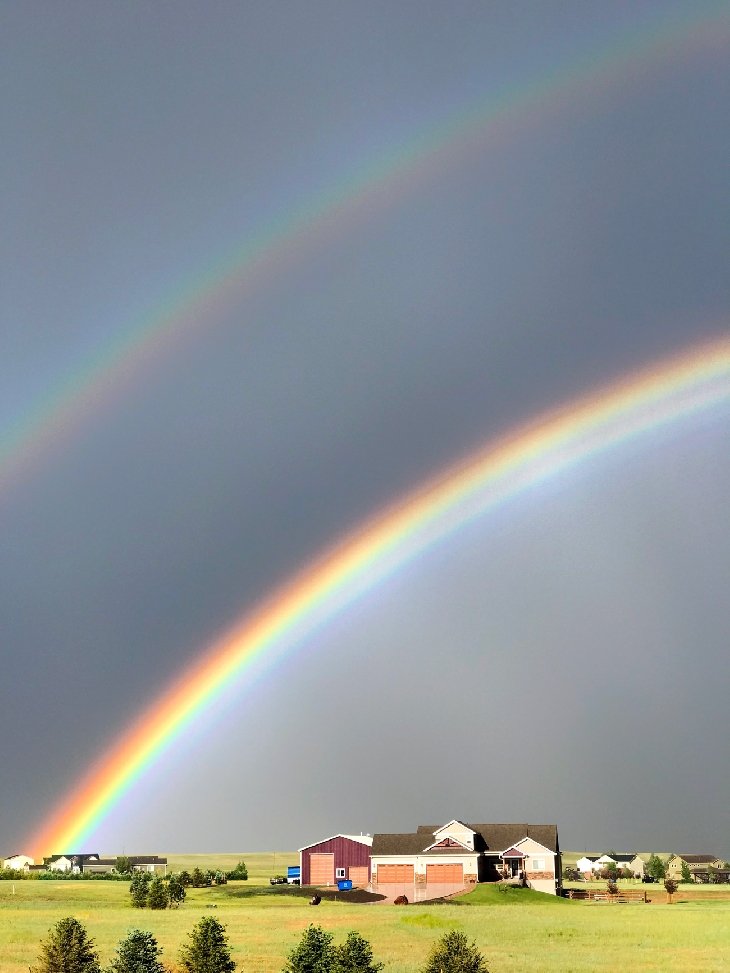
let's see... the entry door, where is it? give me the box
[309,854,334,885]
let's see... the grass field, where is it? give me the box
[165,853,299,883]
[2,874,730,973]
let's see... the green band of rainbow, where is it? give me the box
[29,336,730,854]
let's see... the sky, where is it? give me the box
[1,0,729,857]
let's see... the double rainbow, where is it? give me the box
[29,336,730,854]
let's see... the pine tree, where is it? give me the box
[31,917,100,973]
[147,877,168,910]
[168,874,187,907]
[109,930,164,973]
[191,868,206,888]
[647,854,666,881]
[130,872,152,908]
[179,917,236,973]
[680,860,693,884]
[283,924,335,973]
[335,932,383,973]
[421,931,488,973]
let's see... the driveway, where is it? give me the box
[369,881,466,903]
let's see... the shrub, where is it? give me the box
[421,931,488,973]
[168,874,187,907]
[115,857,132,876]
[606,880,618,895]
[335,932,383,973]
[179,871,192,887]
[180,917,236,973]
[284,924,335,973]
[226,862,248,881]
[31,917,100,973]
[191,868,206,888]
[109,930,164,973]
[147,877,168,910]
[130,872,152,908]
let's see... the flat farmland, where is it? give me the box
[165,852,299,883]
[2,877,730,973]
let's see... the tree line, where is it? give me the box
[31,918,488,973]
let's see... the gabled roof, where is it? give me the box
[299,834,373,852]
[373,822,558,856]
[423,836,471,851]
[433,820,476,835]
[675,854,721,864]
[501,846,526,858]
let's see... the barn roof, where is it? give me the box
[299,834,373,852]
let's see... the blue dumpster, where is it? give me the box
[337,880,353,891]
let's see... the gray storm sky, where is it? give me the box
[1,1,729,855]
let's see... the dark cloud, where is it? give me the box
[0,1,728,854]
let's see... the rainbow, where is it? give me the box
[29,335,730,854]
[2,3,729,500]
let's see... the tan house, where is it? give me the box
[667,855,724,878]
[370,819,561,895]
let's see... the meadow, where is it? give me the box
[2,864,730,973]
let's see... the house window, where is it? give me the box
[335,868,346,879]
[531,859,545,871]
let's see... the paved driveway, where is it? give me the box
[369,882,466,903]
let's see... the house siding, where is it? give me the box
[300,837,371,886]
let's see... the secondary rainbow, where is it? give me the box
[29,335,730,854]
[2,3,729,500]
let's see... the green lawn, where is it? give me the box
[2,875,730,973]
[165,852,299,884]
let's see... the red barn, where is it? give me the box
[299,834,372,887]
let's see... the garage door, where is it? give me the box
[309,854,334,885]
[376,864,414,884]
[349,866,369,886]
[426,864,463,884]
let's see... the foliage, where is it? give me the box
[179,917,236,973]
[647,855,667,881]
[606,881,618,896]
[664,879,678,896]
[605,862,618,877]
[226,862,248,881]
[31,917,100,973]
[191,868,208,888]
[109,929,165,973]
[421,931,488,973]
[335,931,383,973]
[680,860,693,883]
[214,871,228,886]
[115,857,132,876]
[147,877,168,910]
[562,867,578,882]
[179,871,192,887]
[283,924,335,973]
[130,873,152,908]
[168,874,187,907]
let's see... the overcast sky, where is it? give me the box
[1,1,729,857]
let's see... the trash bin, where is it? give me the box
[337,880,353,891]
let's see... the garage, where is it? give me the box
[348,866,369,886]
[309,854,334,885]
[376,863,414,884]
[426,863,463,884]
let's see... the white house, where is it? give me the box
[576,856,598,874]
[3,854,34,871]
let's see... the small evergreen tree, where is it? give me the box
[147,877,168,910]
[168,874,187,907]
[109,929,164,973]
[647,854,666,881]
[226,862,248,881]
[31,917,100,973]
[180,917,236,973]
[179,871,192,887]
[335,932,382,973]
[191,868,206,888]
[421,931,488,973]
[284,924,335,973]
[130,872,152,908]
[680,860,693,884]
[115,857,132,876]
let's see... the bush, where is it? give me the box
[180,917,236,973]
[284,924,335,973]
[115,857,132,876]
[109,929,165,973]
[168,874,187,907]
[130,872,152,908]
[31,917,100,973]
[179,871,192,887]
[147,876,168,910]
[191,868,207,888]
[421,931,488,973]
[335,932,382,973]
[226,862,248,881]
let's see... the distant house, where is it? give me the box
[575,856,599,874]
[45,854,100,873]
[299,835,372,886]
[590,854,644,878]
[667,855,724,878]
[3,854,34,871]
[82,855,167,875]
[370,820,561,895]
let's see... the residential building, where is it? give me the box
[3,854,34,871]
[667,855,724,879]
[299,835,372,886]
